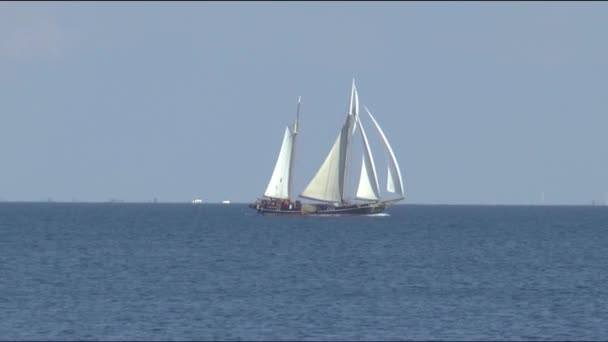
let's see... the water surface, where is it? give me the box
[1,203,607,340]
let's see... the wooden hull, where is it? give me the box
[304,203,386,216]
[249,202,386,216]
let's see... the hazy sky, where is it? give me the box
[1,1,607,204]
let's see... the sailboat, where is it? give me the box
[250,97,303,215]
[251,79,404,216]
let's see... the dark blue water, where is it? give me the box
[1,203,607,340]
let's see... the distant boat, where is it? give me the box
[250,96,302,215]
[192,199,203,204]
[222,200,231,204]
[251,79,405,216]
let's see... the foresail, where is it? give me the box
[264,127,294,200]
[356,156,379,201]
[355,116,380,201]
[300,124,349,203]
[365,107,404,198]
[387,167,395,193]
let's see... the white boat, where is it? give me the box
[251,79,405,216]
[222,200,231,204]
[192,199,203,204]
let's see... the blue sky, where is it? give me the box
[1,1,607,204]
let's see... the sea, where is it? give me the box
[1,203,607,341]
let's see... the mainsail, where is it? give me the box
[349,78,359,135]
[299,120,349,203]
[300,80,358,203]
[264,97,300,200]
[264,127,295,199]
[364,106,405,199]
[287,96,301,200]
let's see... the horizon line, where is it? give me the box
[0,200,607,207]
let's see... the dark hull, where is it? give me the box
[248,203,302,216]
[309,203,385,216]
[249,202,386,216]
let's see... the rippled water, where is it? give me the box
[1,203,607,340]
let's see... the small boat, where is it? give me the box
[192,199,203,204]
[251,96,303,215]
[251,79,404,216]
[222,200,231,204]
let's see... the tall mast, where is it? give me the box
[288,96,301,201]
[299,80,359,204]
[341,78,358,203]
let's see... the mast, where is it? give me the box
[299,79,359,204]
[288,96,301,201]
[342,78,359,204]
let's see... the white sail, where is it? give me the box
[288,96,301,200]
[387,167,395,193]
[300,81,358,203]
[350,78,359,135]
[355,116,380,201]
[264,127,294,200]
[365,106,404,198]
[300,121,349,203]
[341,80,358,201]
